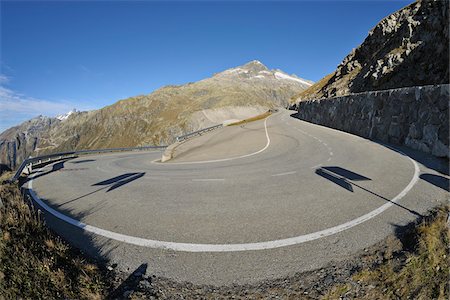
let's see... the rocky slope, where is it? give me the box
[0,61,312,169]
[293,0,448,103]
[0,116,60,170]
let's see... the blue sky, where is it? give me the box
[0,0,410,132]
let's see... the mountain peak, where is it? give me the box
[241,60,268,72]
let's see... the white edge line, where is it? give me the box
[28,148,420,253]
[271,171,297,177]
[156,115,272,165]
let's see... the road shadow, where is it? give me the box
[55,186,109,208]
[380,144,449,176]
[23,160,68,183]
[54,172,146,208]
[18,158,77,186]
[322,166,371,181]
[108,263,157,298]
[316,168,354,192]
[0,163,11,177]
[419,173,449,192]
[316,166,422,217]
[93,172,146,192]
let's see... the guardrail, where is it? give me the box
[10,123,225,182]
[176,124,223,143]
[9,145,167,182]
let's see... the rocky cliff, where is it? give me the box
[294,0,448,103]
[0,61,312,170]
[0,116,60,170]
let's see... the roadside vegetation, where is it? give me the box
[290,72,335,104]
[228,111,272,126]
[324,205,449,300]
[0,172,111,299]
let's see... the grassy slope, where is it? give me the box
[0,173,110,299]
[228,111,272,126]
[290,72,335,103]
[324,205,449,300]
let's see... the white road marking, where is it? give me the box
[159,115,272,165]
[192,178,225,182]
[271,171,297,177]
[28,148,420,253]
[294,125,333,165]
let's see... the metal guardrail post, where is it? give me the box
[175,124,223,143]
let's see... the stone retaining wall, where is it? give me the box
[295,84,449,158]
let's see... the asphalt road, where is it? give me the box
[28,109,449,285]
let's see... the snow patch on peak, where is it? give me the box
[224,68,248,74]
[56,109,77,121]
[274,72,312,86]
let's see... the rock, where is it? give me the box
[408,123,422,139]
[388,123,401,138]
[438,125,449,145]
[429,112,442,125]
[138,280,152,290]
[324,275,334,285]
[432,140,449,157]
[423,124,438,145]
[123,290,133,298]
[296,0,448,103]
[437,94,449,111]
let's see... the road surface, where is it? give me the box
[27,109,449,285]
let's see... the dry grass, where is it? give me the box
[323,205,450,300]
[228,111,272,126]
[0,173,110,299]
[290,72,335,103]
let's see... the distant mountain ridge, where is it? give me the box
[0,61,312,170]
[292,0,448,103]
